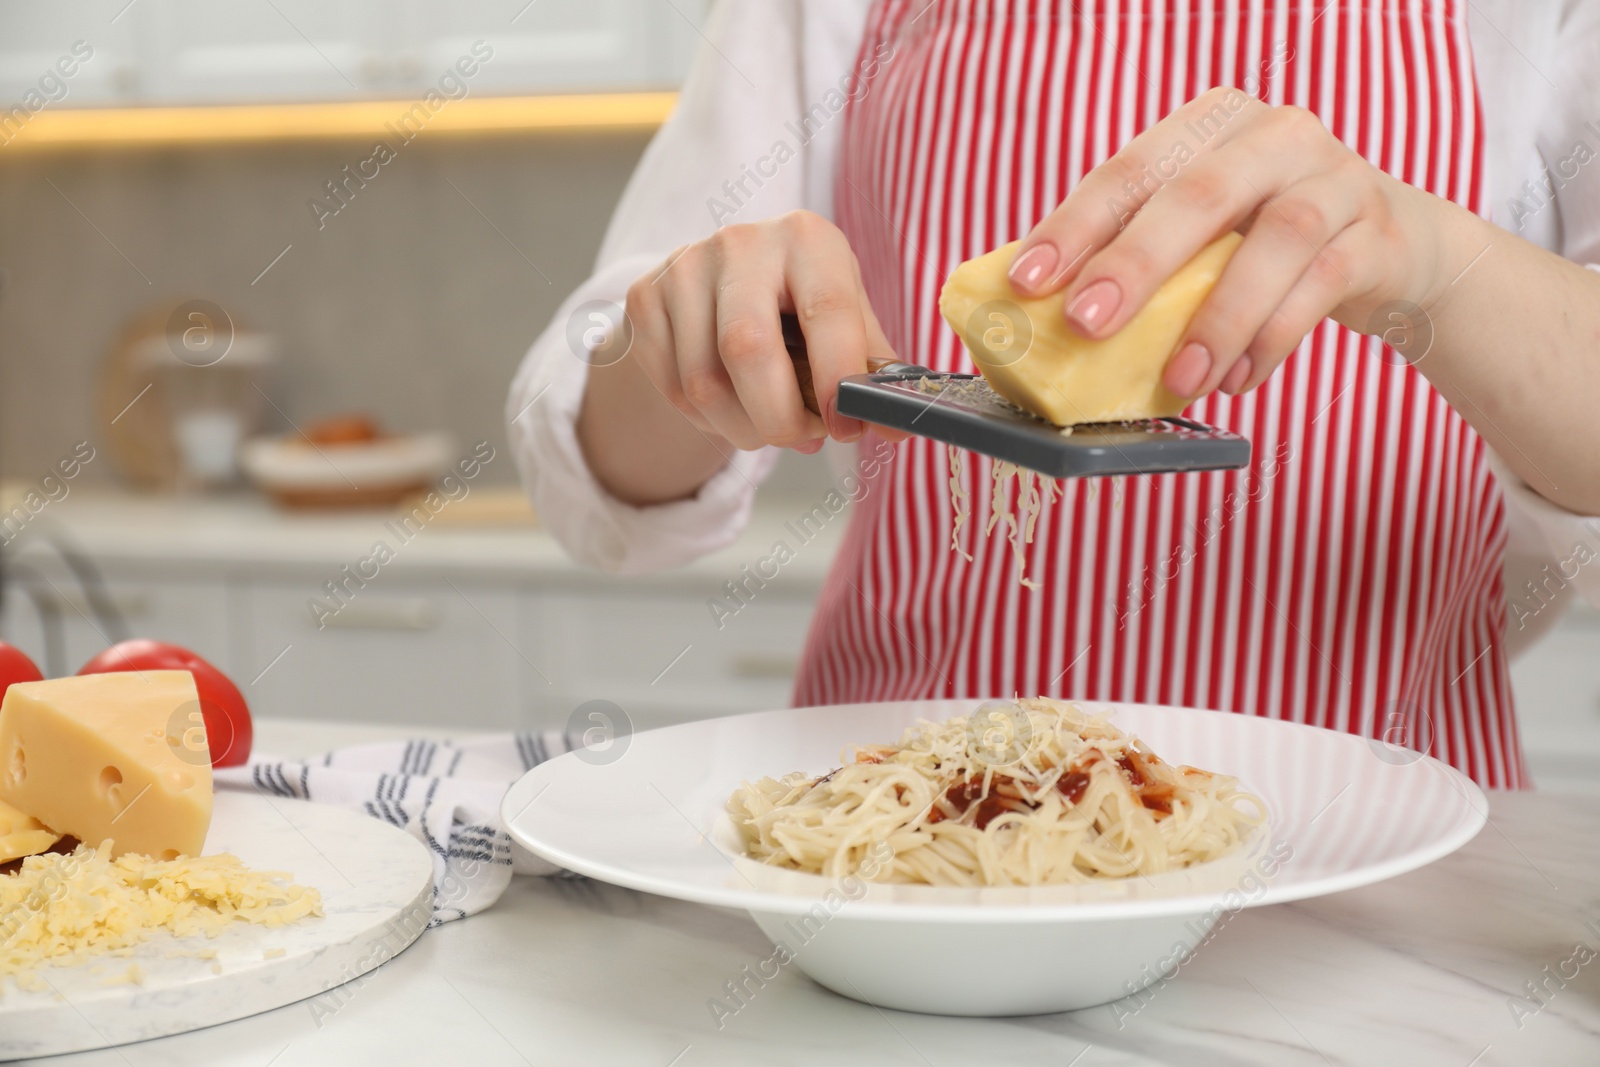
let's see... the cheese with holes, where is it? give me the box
[0,797,59,863]
[0,672,212,860]
[939,233,1243,426]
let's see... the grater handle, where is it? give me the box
[781,313,907,415]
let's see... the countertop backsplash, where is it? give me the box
[0,132,648,489]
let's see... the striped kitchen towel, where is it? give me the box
[214,732,573,925]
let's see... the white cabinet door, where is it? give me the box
[399,0,706,96]
[3,0,710,109]
[0,4,140,109]
[137,0,385,104]
[1513,606,1600,793]
[0,573,234,678]
[526,589,814,734]
[237,578,526,729]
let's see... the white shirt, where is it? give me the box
[506,0,1600,654]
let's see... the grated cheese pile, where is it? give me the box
[1,840,322,992]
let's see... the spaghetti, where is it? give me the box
[729,698,1264,887]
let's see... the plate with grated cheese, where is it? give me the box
[505,698,1488,1016]
[0,792,433,1059]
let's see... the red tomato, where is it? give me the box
[78,640,253,767]
[0,641,44,706]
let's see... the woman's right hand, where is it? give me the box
[622,210,902,454]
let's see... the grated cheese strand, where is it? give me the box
[947,444,975,562]
[980,460,1059,589]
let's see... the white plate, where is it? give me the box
[1,793,435,1059]
[503,700,1488,1016]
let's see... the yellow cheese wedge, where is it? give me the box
[939,233,1243,426]
[0,796,60,863]
[0,671,212,860]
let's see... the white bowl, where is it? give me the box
[240,431,455,491]
[502,700,1487,1016]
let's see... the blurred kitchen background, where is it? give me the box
[1,0,1596,788]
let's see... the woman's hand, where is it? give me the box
[622,210,901,453]
[1007,86,1462,399]
[579,209,904,506]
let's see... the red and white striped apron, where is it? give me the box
[796,0,1526,789]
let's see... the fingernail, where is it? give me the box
[1220,356,1254,395]
[1008,243,1061,293]
[1066,280,1122,334]
[1166,342,1213,398]
[796,438,825,455]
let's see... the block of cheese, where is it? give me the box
[939,233,1243,426]
[0,796,59,863]
[0,671,212,860]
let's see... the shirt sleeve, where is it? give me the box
[506,1,871,575]
[1478,0,1600,628]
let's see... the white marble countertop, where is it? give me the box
[17,718,1600,1067]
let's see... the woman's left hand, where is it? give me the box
[1006,86,1463,398]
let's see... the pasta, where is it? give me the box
[729,698,1264,887]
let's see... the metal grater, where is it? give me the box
[835,370,1251,479]
[783,313,1251,479]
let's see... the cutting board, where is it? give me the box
[0,792,434,1059]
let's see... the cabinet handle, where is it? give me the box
[13,589,149,619]
[729,654,798,680]
[315,600,441,631]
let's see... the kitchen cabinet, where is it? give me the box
[0,0,707,109]
[235,579,529,731]
[0,571,235,679]
[0,491,834,735]
[403,0,703,97]
[138,0,384,104]
[1510,603,1600,793]
[529,590,813,729]
[0,11,135,110]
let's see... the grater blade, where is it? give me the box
[835,370,1251,479]
[781,311,1251,479]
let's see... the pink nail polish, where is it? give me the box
[1220,356,1254,395]
[796,438,825,455]
[1008,243,1060,292]
[1066,280,1122,334]
[828,409,864,443]
[1166,342,1213,398]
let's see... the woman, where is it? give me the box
[510,0,1600,789]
